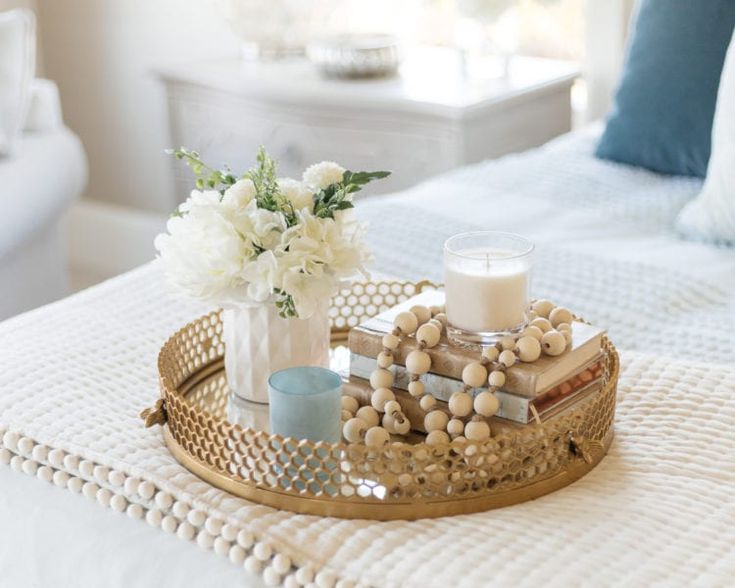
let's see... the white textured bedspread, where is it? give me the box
[2,130,735,587]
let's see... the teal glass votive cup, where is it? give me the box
[268,367,342,443]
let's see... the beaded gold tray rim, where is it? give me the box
[148,279,618,521]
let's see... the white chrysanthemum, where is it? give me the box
[155,192,255,303]
[221,178,256,211]
[302,161,345,191]
[277,178,314,212]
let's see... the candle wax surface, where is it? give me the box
[444,248,529,333]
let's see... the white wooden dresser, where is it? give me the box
[157,48,578,201]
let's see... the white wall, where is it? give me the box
[37,0,240,213]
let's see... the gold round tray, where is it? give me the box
[146,280,618,521]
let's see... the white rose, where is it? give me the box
[280,267,337,319]
[302,161,345,191]
[241,250,282,302]
[229,199,287,251]
[221,178,256,211]
[277,177,314,212]
[155,193,254,303]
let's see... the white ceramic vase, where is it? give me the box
[222,301,331,404]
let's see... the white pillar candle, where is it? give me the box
[444,232,533,344]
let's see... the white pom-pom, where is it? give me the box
[263,566,282,587]
[177,521,195,541]
[126,504,144,520]
[145,509,163,527]
[93,465,110,484]
[244,555,263,575]
[96,488,112,507]
[108,470,125,487]
[68,476,84,493]
[47,448,65,468]
[110,494,127,512]
[253,542,273,561]
[36,465,53,482]
[17,437,34,456]
[237,529,255,549]
[272,553,292,575]
[78,460,94,478]
[155,491,174,510]
[63,454,80,472]
[138,481,155,500]
[315,570,336,588]
[214,537,230,556]
[229,544,246,565]
[2,431,20,451]
[197,530,214,549]
[295,565,315,585]
[21,459,38,476]
[82,481,99,500]
[53,470,70,488]
[187,509,206,527]
[172,501,190,519]
[0,447,11,465]
[205,517,223,536]
[31,444,49,462]
[124,477,140,495]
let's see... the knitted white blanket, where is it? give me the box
[2,131,735,587]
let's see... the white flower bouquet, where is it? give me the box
[155,147,390,319]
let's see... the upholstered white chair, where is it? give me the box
[0,9,87,320]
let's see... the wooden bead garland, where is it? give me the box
[341,298,575,445]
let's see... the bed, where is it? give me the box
[1,128,734,587]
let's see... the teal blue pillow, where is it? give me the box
[595,1,735,177]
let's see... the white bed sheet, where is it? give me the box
[1,128,734,587]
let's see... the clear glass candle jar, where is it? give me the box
[443,231,534,346]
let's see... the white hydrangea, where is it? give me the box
[154,190,255,304]
[302,161,345,191]
[277,178,314,212]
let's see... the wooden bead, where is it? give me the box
[370,387,395,412]
[448,391,473,418]
[341,409,353,422]
[409,305,432,325]
[556,322,572,333]
[370,368,394,390]
[384,413,411,435]
[377,351,393,368]
[488,370,506,388]
[515,336,541,362]
[530,317,553,332]
[342,418,367,443]
[383,400,401,416]
[447,418,465,436]
[482,346,499,362]
[521,325,544,341]
[356,405,380,428]
[465,419,491,441]
[473,391,499,417]
[562,329,573,344]
[461,362,487,388]
[382,333,400,350]
[499,336,516,351]
[531,299,555,319]
[499,350,516,367]
[341,396,359,414]
[406,350,431,375]
[364,426,391,447]
[419,394,436,411]
[549,307,573,328]
[541,330,567,356]
[425,430,450,446]
[424,410,449,432]
[433,313,448,328]
[394,311,418,334]
[416,323,441,348]
[408,380,425,397]
[428,318,444,333]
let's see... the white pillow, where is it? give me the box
[676,30,735,244]
[0,9,36,156]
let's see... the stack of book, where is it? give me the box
[343,291,605,432]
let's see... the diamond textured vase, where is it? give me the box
[222,302,331,404]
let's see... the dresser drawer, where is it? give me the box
[166,84,459,202]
